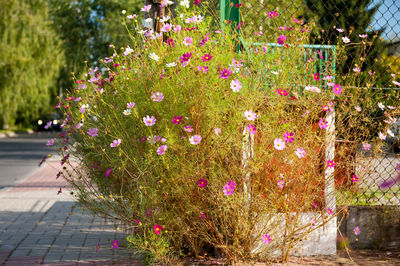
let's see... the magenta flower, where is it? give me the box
[244,110,257,121]
[327,160,335,168]
[332,84,342,95]
[223,180,236,196]
[230,79,242,92]
[353,226,360,236]
[199,36,209,46]
[274,138,286,150]
[200,212,206,219]
[154,224,163,235]
[189,135,202,145]
[219,68,232,79]
[262,234,272,244]
[319,118,328,129]
[197,65,209,73]
[283,131,294,143]
[201,53,213,62]
[277,180,285,189]
[277,35,287,45]
[87,128,98,137]
[110,139,121,148]
[183,37,193,46]
[180,52,192,63]
[127,102,135,108]
[44,121,52,129]
[351,174,358,183]
[105,168,112,177]
[194,0,201,5]
[268,11,278,18]
[276,88,289,96]
[157,145,167,155]
[327,208,333,215]
[197,178,208,188]
[247,124,256,135]
[295,147,306,158]
[172,116,183,125]
[314,73,320,81]
[151,92,164,102]
[141,4,151,12]
[184,125,193,132]
[143,115,156,126]
[46,138,55,146]
[111,240,119,249]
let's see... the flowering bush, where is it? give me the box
[54,2,400,264]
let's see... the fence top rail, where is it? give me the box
[248,42,336,50]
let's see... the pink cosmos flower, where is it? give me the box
[378,132,386,140]
[277,35,286,45]
[327,208,333,215]
[46,139,55,146]
[201,54,213,62]
[276,88,289,96]
[362,143,371,150]
[180,52,192,63]
[353,67,361,73]
[161,23,172,32]
[314,73,320,81]
[143,115,156,126]
[154,224,163,235]
[332,84,342,95]
[151,92,164,102]
[244,110,257,121]
[351,174,358,183]
[183,37,193,46]
[219,68,232,79]
[247,124,256,135]
[189,135,202,145]
[111,239,119,249]
[105,168,112,177]
[283,131,294,143]
[336,28,344,33]
[157,145,167,155]
[184,125,193,132]
[172,116,183,124]
[197,65,209,73]
[274,138,286,150]
[262,234,272,244]
[232,58,243,68]
[353,226,360,236]
[200,212,206,219]
[277,180,285,189]
[87,128,98,137]
[223,180,236,196]
[319,119,328,130]
[327,160,335,168]
[359,34,368,38]
[197,178,208,188]
[230,79,242,92]
[342,37,350,43]
[141,4,151,12]
[110,139,121,148]
[214,128,221,136]
[44,121,52,129]
[199,36,209,46]
[127,102,135,108]
[295,147,306,158]
[268,11,278,18]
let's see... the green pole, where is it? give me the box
[219,0,240,31]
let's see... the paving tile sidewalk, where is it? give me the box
[0,160,142,265]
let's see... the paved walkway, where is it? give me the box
[0,160,142,265]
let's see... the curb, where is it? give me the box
[0,129,36,139]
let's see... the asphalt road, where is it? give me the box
[0,132,57,189]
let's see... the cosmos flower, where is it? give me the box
[143,116,156,126]
[197,178,208,188]
[351,174,358,183]
[355,105,362,112]
[274,138,286,150]
[277,35,287,45]
[353,226,360,236]
[327,160,335,168]
[172,116,183,125]
[127,102,135,108]
[141,4,152,12]
[342,37,350,43]
[123,109,132,116]
[247,124,256,135]
[314,73,320,81]
[184,125,193,132]
[154,224,163,235]
[201,54,213,62]
[219,68,232,79]
[276,88,289,96]
[362,143,372,150]
[151,92,164,102]
[319,119,328,130]
[262,234,272,243]
[180,52,192,63]
[283,131,294,143]
[149,52,160,61]
[87,128,98,137]
[327,208,333,215]
[197,65,209,73]
[305,86,321,93]
[214,128,221,136]
[378,102,385,110]
[244,110,257,121]
[183,37,193,46]
[230,79,242,92]
[105,168,112,177]
[277,180,285,189]
[332,84,342,94]
[268,11,278,18]
[189,135,202,145]
[378,132,386,140]
[165,62,177,67]
[110,139,121,148]
[223,180,236,196]
[46,139,55,146]
[157,145,167,155]
[295,147,306,158]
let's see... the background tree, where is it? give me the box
[303,0,391,86]
[0,0,64,129]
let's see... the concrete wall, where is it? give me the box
[338,206,400,249]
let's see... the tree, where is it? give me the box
[303,0,390,86]
[0,0,64,129]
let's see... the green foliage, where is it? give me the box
[0,0,64,128]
